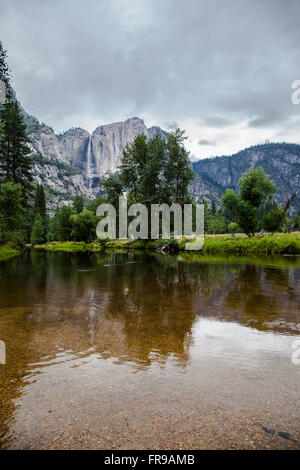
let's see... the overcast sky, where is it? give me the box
[1,0,300,159]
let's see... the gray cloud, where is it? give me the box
[164,121,178,130]
[198,139,216,146]
[1,0,300,155]
[247,110,288,128]
[199,116,233,128]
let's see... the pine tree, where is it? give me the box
[56,205,74,241]
[47,214,59,241]
[0,90,33,200]
[33,185,47,219]
[165,129,194,205]
[0,42,11,86]
[31,184,48,239]
[0,181,24,243]
[31,213,46,244]
[211,200,216,215]
[73,194,84,214]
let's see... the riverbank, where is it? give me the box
[34,241,104,252]
[0,245,20,261]
[34,232,300,255]
[202,232,300,255]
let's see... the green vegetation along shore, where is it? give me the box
[0,245,20,260]
[34,232,300,256]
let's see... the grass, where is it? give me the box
[34,232,300,256]
[201,232,300,255]
[176,252,300,269]
[104,232,300,255]
[0,245,20,261]
[34,241,104,252]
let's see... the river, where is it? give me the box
[0,250,299,449]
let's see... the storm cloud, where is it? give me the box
[1,0,300,158]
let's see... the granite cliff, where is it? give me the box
[26,116,168,211]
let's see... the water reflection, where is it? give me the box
[0,251,299,449]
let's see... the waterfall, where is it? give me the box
[86,135,93,190]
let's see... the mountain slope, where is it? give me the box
[192,143,300,213]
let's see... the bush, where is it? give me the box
[228,222,239,235]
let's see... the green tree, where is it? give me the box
[102,129,193,238]
[70,210,98,242]
[201,197,211,233]
[0,42,11,86]
[164,129,193,205]
[228,222,239,236]
[31,185,48,240]
[47,214,59,241]
[33,185,47,218]
[117,129,192,206]
[85,194,107,213]
[0,181,24,243]
[119,134,149,203]
[293,211,300,230]
[55,205,74,241]
[221,167,277,236]
[101,172,124,207]
[0,90,33,201]
[206,209,226,234]
[31,213,46,244]
[211,200,216,215]
[73,194,85,214]
[262,204,287,233]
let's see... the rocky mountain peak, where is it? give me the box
[25,110,167,211]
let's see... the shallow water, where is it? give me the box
[0,250,299,449]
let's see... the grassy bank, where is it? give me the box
[34,232,300,256]
[34,241,104,252]
[0,245,20,261]
[104,232,300,255]
[201,232,300,255]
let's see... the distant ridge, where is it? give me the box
[191,142,300,212]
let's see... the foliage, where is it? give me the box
[34,241,103,252]
[0,182,24,243]
[0,41,11,85]
[31,213,46,244]
[73,194,85,214]
[293,211,300,230]
[228,222,239,235]
[221,167,277,236]
[202,233,300,255]
[33,184,47,217]
[262,204,287,233]
[206,209,227,234]
[0,244,20,260]
[85,194,107,213]
[47,215,59,242]
[29,185,48,243]
[0,90,33,201]
[70,210,99,242]
[117,129,193,206]
[101,172,124,208]
[49,205,74,241]
[101,129,193,239]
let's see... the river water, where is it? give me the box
[0,250,299,449]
